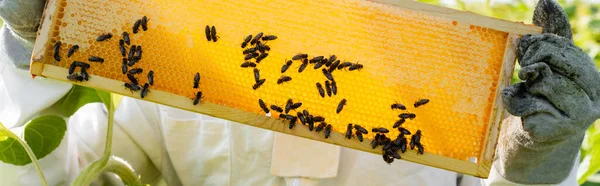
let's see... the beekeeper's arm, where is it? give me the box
[485,0,600,185]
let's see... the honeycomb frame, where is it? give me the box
[30,0,541,178]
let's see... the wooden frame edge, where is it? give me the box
[30,62,45,76]
[30,0,59,77]
[476,33,522,178]
[39,64,481,176]
[369,0,541,35]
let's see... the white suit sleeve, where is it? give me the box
[0,25,72,129]
[270,133,340,178]
[458,174,481,186]
[72,102,164,185]
[113,97,183,185]
[284,177,320,186]
[0,23,74,185]
[481,153,579,186]
[114,97,234,185]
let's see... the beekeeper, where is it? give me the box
[0,0,598,185]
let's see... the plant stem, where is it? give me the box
[0,122,48,186]
[72,97,115,185]
[104,95,114,157]
[102,156,143,186]
[13,134,49,186]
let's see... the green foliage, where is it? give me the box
[0,85,110,165]
[0,136,30,165]
[54,85,111,116]
[24,115,67,163]
[580,123,600,184]
[0,115,66,166]
[0,84,110,185]
[0,91,135,185]
[511,64,521,84]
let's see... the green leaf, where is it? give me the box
[97,90,111,109]
[564,5,576,19]
[511,64,521,85]
[24,115,66,162]
[578,120,600,184]
[0,121,50,185]
[417,0,440,5]
[0,115,66,166]
[455,0,467,10]
[55,85,111,116]
[590,20,600,32]
[0,137,30,165]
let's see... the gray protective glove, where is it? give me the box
[0,0,46,69]
[0,0,44,42]
[496,0,600,184]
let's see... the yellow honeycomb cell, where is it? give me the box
[32,0,541,176]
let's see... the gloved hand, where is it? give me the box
[496,0,600,184]
[0,0,46,69]
[0,0,45,42]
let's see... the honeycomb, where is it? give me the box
[33,0,540,174]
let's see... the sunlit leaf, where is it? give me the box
[565,5,576,18]
[591,6,599,15]
[511,69,520,84]
[23,115,66,162]
[590,20,600,32]
[578,121,600,184]
[55,85,110,116]
[96,90,111,109]
[417,0,440,5]
[0,115,66,166]
[0,137,29,165]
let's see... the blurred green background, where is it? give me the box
[416,0,599,184]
